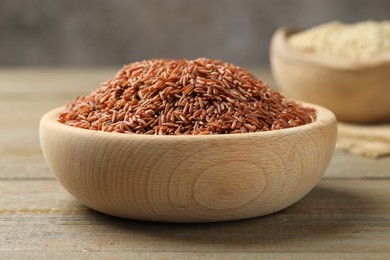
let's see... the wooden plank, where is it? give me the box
[0,157,52,180]
[0,100,69,125]
[1,179,390,254]
[325,150,390,178]
[1,252,389,260]
[0,68,117,96]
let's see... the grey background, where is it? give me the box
[1,0,389,67]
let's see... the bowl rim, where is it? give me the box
[40,102,336,141]
[273,27,390,70]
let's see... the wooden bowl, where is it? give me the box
[40,104,337,223]
[270,27,390,124]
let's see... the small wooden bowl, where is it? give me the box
[40,104,337,223]
[271,28,390,124]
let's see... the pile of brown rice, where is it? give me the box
[58,58,316,135]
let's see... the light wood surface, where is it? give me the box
[270,28,390,124]
[1,68,390,258]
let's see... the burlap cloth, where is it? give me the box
[336,123,390,158]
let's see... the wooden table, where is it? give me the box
[1,68,389,259]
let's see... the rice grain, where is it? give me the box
[58,58,316,135]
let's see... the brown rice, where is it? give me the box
[58,58,316,135]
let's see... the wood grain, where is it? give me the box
[1,179,390,256]
[1,68,390,258]
[39,104,336,222]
